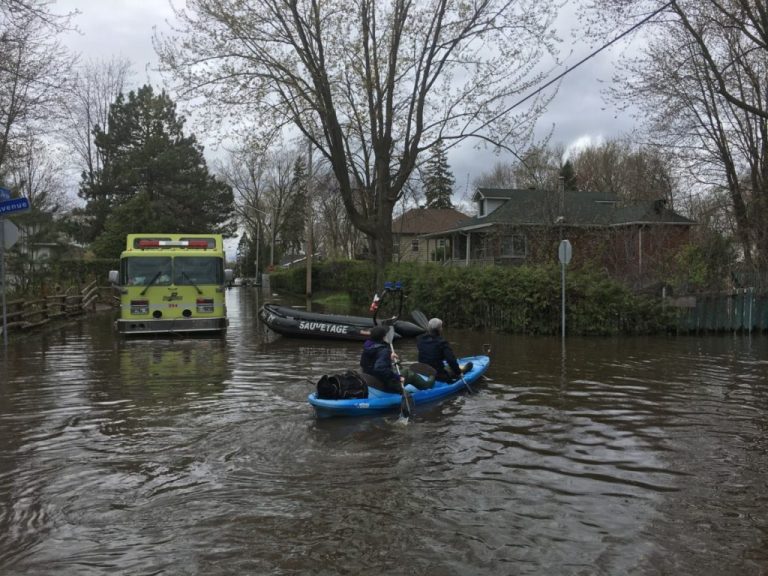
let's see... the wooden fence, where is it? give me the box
[670,288,768,333]
[2,280,103,334]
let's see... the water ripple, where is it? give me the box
[1,298,768,574]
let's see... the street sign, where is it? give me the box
[558,239,572,265]
[0,187,10,202]
[0,196,30,215]
[2,220,18,249]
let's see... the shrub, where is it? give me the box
[268,260,671,335]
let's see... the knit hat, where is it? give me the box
[370,325,388,342]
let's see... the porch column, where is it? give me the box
[466,232,471,266]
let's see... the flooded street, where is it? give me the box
[1,288,767,575]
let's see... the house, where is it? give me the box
[422,188,695,286]
[392,207,469,263]
[15,223,82,263]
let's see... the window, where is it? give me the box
[411,239,420,252]
[124,257,173,286]
[437,238,446,248]
[174,257,224,285]
[501,235,526,258]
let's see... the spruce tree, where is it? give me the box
[235,232,252,277]
[280,156,308,255]
[78,85,235,257]
[422,140,455,209]
[559,160,578,191]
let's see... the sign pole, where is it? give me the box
[1,217,7,347]
[0,189,29,346]
[558,239,572,345]
[561,258,566,343]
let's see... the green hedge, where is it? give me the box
[269,261,673,335]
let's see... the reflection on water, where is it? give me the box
[118,338,229,401]
[1,289,768,575]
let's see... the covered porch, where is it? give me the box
[422,223,527,267]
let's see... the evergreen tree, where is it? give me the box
[559,160,578,191]
[77,85,235,257]
[280,156,308,255]
[422,140,455,208]
[235,232,252,277]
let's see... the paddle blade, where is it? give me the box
[400,389,413,419]
[411,309,429,330]
[400,395,411,419]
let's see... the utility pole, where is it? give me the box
[253,206,268,287]
[305,139,313,300]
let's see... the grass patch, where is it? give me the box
[312,292,354,313]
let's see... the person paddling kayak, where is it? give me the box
[416,318,473,382]
[361,325,434,392]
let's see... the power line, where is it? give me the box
[501,0,676,117]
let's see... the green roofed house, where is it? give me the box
[422,188,695,288]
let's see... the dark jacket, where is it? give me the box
[360,339,399,385]
[417,333,461,381]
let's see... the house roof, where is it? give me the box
[472,188,520,201]
[392,207,470,235]
[439,188,694,233]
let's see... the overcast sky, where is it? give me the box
[57,0,639,200]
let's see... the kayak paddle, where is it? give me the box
[411,309,429,331]
[459,373,473,394]
[386,325,413,419]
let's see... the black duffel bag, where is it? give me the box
[316,370,369,400]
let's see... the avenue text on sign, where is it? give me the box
[0,197,30,215]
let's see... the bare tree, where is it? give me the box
[64,58,133,186]
[0,0,75,178]
[581,0,768,268]
[219,141,308,267]
[262,150,302,264]
[314,170,366,259]
[473,161,517,189]
[5,130,69,294]
[570,138,678,203]
[472,142,564,190]
[156,0,559,280]
[669,1,768,121]
[6,130,67,212]
[218,141,273,267]
[512,143,566,190]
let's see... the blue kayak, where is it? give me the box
[308,355,490,418]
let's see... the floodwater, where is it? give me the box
[1,288,767,575]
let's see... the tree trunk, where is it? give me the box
[371,217,393,290]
